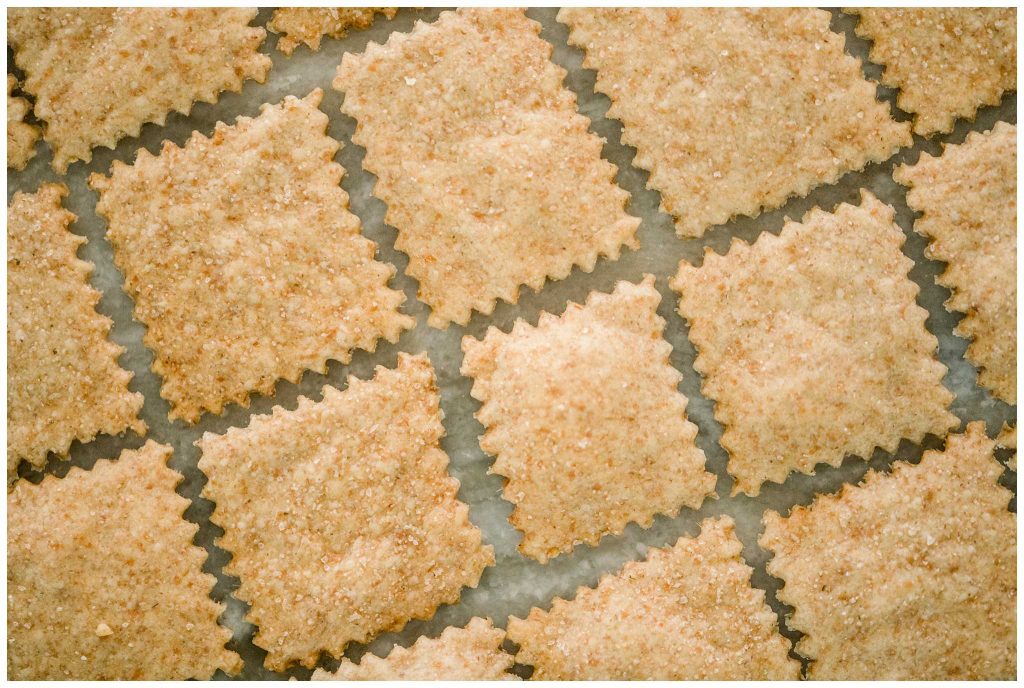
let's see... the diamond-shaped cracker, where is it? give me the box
[895,123,1016,404]
[7,441,240,680]
[7,184,145,483]
[762,422,1015,679]
[671,192,957,495]
[269,8,398,55]
[334,9,639,328]
[558,8,911,238]
[312,617,515,680]
[7,75,39,170]
[198,353,494,671]
[507,516,799,680]
[7,8,271,173]
[462,276,715,562]
[851,8,1016,137]
[90,90,412,424]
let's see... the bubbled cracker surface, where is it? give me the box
[507,516,799,680]
[7,75,39,170]
[269,8,397,55]
[558,8,910,237]
[851,8,1016,137]
[198,354,494,671]
[462,276,715,562]
[671,193,957,495]
[312,617,515,680]
[89,90,412,424]
[761,422,1016,679]
[334,8,639,327]
[7,8,271,173]
[895,123,1016,403]
[7,442,240,680]
[7,184,144,482]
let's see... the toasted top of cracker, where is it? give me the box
[90,90,412,423]
[462,276,715,562]
[7,8,271,172]
[198,353,494,670]
[334,9,639,327]
[7,74,39,170]
[895,123,1016,404]
[7,441,240,680]
[507,516,799,679]
[7,184,145,482]
[851,8,1016,136]
[269,7,398,55]
[558,8,910,237]
[762,422,1015,679]
[671,192,956,495]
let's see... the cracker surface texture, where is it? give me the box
[895,123,1016,403]
[7,442,240,680]
[851,8,1016,136]
[7,184,144,482]
[462,276,715,562]
[762,422,1015,679]
[507,516,799,679]
[672,192,956,495]
[269,8,397,55]
[558,8,910,237]
[198,353,494,670]
[334,9,639,327]
[7,75,39,169]
[313,617,515,680]
[90,90,412,423]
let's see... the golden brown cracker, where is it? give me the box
[198,353,494,671]
[7,184,145,482]
[558,8,910,237]
[462,276,715,562]
[895,123,1016,403]
[671,192,957,495]
[7,8,271,172]
[269,8,398,55]
[851,8,1016,136]
[334,9,639,327]
[507,516,799,680]
[762,422,1015,679]
[7,75,39,170]
[90,90,412,423]
[7,442,240,680]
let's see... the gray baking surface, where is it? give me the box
[7,7,1017,680]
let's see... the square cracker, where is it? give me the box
[851,8,1016,137]
[7,75,39,170]
[198,353,494,671]
[7,8,271,173]
[269,8,398,55]
[334,9,639,327]
[90,90,412,423]
[761,422,1015,679]
[462,276,715,562]
[671,192,957,495]
[7,441,240,680]
[7,184,145,483]
[507,516,799,680]
[558,8,910,237]
[895,123,1016,404]
[312,617,515,680]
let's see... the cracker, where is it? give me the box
[894,123,1016,403]
[90,90,412,423]
[851,8,1016,137]
[7,442,240,680]
[462,276,715,562]
[334,9,639,327]
[671,192,957,495]
[312,617,515,680]
[762,422,1015,679]
[7,75,39,170]
[558,9,910,238]
[7,8,271,172]
[7,184,145,483]
[507,516,799,679]
[198,353,494,670]
[269,8,398,55]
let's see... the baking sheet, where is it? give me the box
[6,7,1016,680]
